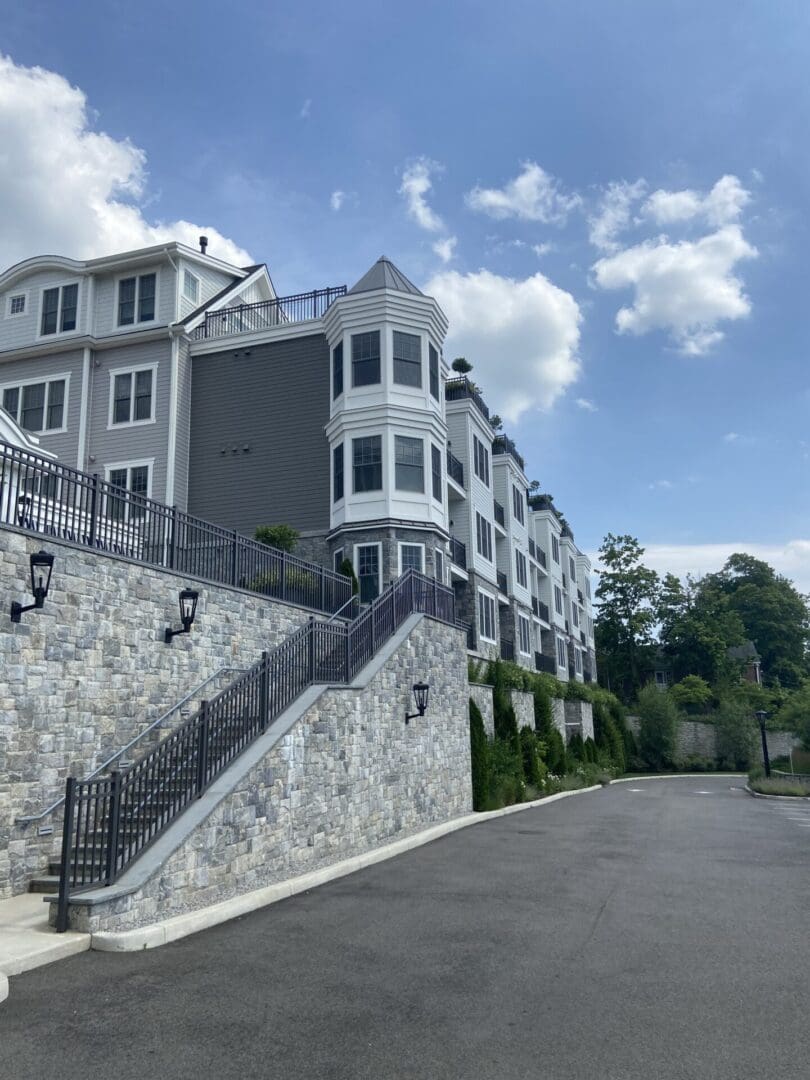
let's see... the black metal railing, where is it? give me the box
[0,441,351,618]
[537,599,550,622]
[447,450,464,488]
[55,569,455,930]
[492,434,525,471]
[536,546,547,570]
[500,639,515,662]
[444,377,490,421]
[191,287,347,341]
[528,538,536,559]
[449,536,466,569]
[535,652,556,674]
[493,500,505,527]
[583,666,593,684]
[578,589,584,604]
[497,571,508,594]
[580,630,586,645]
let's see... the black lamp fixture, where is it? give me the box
[755,709,771,777]
[405,682,430,725]
[10,550,55,623]
[164,588,199,644]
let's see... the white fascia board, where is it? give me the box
[325,405,447,444]
[324,290,448,343]
[182,266,273,334]
[188,315,324,354]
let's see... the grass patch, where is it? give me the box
[750,777,810,797]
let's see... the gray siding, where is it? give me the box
[0,271,89,352]
[92,264,175,337]
[174,338,193,510]
[188,334,331,535]
[179,259,237,321]
[0,348,84,465]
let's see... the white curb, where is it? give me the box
[610,773,746,783]
[744,783,810,802]
[91,784,603,953]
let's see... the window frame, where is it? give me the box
[518,614,532,656]
[554,584,564,615]
[352,434,383,494]
[332,340,344,400]
[473,435,490,487]
[556,636,568,669]
[575,647,583,674]
[37,281,81,339]
[107,363,158,429]
[398,542,425,576]
[551,534,560,563]
[515,548,528,589]
[6,291,28,318]
[351,330,381,388]
[103,458,154,523]
[183,269,200,304]
[428,343,440,400]
[430,443,443,503]
[354,542,382,604]
[115,271,158,329]
[512,484,525,525]
[332,442,344,503]
[475,511,493,562]
[434,548,444,584]
[394,434,424,493]
[0,372,71,435]
[332,547,344,574]
[392,330,422,388]
[477,588,497,643]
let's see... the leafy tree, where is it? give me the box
[469,698,490,810]
[595,534,661,701]
[714,696,757,769]
[658,575,745,685]
[636,684,679,769]
[254,523,299,553]
[451,357,473,374]
[669,675,713,714]
[775,682,810,749]
[490,414,503,431]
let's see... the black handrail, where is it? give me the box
[444,377,491,421]
[55,569,455,930]
[447,450,464,487]
[0,440,351,617]
[191,286,347,340]
[449,536,466,569]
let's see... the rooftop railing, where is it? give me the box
[444,377,491,421]
[191,286,347,341]
[492,434,525,472]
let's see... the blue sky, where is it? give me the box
[1,1,809,586]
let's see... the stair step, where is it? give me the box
[28,875,60,893]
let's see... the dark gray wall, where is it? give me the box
[188,334,331,535]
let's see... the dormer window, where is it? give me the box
[118,273,156,326]
[41,284,78,335]
[183,270,200,304]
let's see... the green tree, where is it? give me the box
[451,357,473,374]
[669,675,713,714]
[254,523,299,553]
[714,696,757,769]
[658,575,746,685]
[595,534,661,701]
[469,698,490,810]
[775,682,810,749]
[636,684,679,769]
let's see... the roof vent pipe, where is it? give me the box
[199,236,208,255]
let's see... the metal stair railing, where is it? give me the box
[55,570,456,931]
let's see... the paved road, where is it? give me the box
[2,777,808,1080]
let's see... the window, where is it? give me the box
[333,443,344,502]
[572,604,579,628]
[551,534,560,563]
[399,543,424,574]
[515,549,528,589]
[110,367,155,426]
[117,273,156,326]
[183,270,200,304]
[105,461,151,522]
[475,511,493,561]
[434,549,444,584]
[41,284,78,335]
[554,584,563,615]
[395,436,423,492]
[585,578,591,599]
[355,543,380,604]
[393,331,422,387]
[7,294,26,317]
[351,331,380,387]
[2,377,67,432]
[575,648,583,674]
[518,615,531,655]
[569,556,576,581]
[431,444,442,501]
[556,636,567,669]
[429,343,440,400]
[512,484,525,525]
[332,341,344,399]
[333,547,344,574]
[352,435,382,492]
[478,590,496,642]
[473,436,489,486]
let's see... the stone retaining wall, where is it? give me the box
[511,689,534,730]
[626,714,800,763]
[0,527,317,898]
[59,617,471,933]
[469,683,494,738]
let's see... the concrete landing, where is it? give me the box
[0,892,89,986]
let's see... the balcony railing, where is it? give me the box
[444,376,490,421]
[497,571,508,594]
[535,652,556,674]
[528,538,536,558]
[493,500,505,527]
[500,639,515,662]
[580,630,586,645]
[447,450,464,488]
[583,666,593,684]
[191,286,347,341]
[449,535,467,570]
[536,546,547,569]
[492,434,525,471]
[531,596,550,623]
[578,589,584,604]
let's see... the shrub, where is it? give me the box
[714,697,757,770]
[749,777,810,797]
[636,684,679,769]
[254,524,299,553]
[487,737,525,808]
[520,727,547,788]
[669,675,713,714]
[469,698,490,811]
[338,558,359,596]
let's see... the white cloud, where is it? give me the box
[591,225,757,354]
[300,98,312,119]
[432,236,457,263]
[330,190,345,211]
[465,162,581,225]
[532,242,554,257]
[640,541,810,595]
[399,157,445,232]
[423,268,581,424]
[648,479,674,490]
[575,397,598,412]
[0,55,251,267]
[588,179,647,252]
[643,174,751,227]
[723,431,739,442]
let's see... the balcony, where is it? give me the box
[497,570,508,595]
[449,536,467,570]
[492,434,525,472]
[447,450,464,488]
[191,286,347,341]
[578,589,584,604]
[528,538,536,558]
[501,639,515,662]
[583,665,593,684]
[536,547,547,570]
[493,499,505,527]
[444,376,490,421]
[535,652,556,674]
[531,596,550,623]
[580,630,586,645]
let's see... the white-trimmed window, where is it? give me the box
[353,435,382,492]
[478,589,496,642]
[473,436,489,486]
[512,484,525,525]
[183,270,200,304]
[355,543,381,604]
[117,273,156,326]
[332,547,344,573]
[6,293,27,318]
[572,604,579,628]
[429,343,440,400]
[431,444,442,502]
[554,584,563,615]
[556,636,567,669]
[515,549,528,589]
[551,535,560,563]
[2,375,68,433]
[395,436,424,492]
[569,556,577,582]
[585,578,591,599]
[575,648,583,675]
[393,331,422,387]
[333,443,344,502]
[476,511,493,561]
[434,548,444,584]
[104,460,152,522]
[351,331,381,387]
[109,365,156,427]
[41,283,78,336]
[398,542,424,575]
[518,614,531,656]
[332,341,343,399]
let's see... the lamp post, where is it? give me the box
[405,682,430,725]
[10,550,55,623]
[164,589,199,643]
[756,710,771,777]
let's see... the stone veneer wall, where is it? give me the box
[551,698,566,740]
[0,527,318,898]
[564,700,594,741]
[625,715,800,763]
[469,683,494,738]
[60,617,471,933]
[511,689,535,730]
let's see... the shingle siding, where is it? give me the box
[188,334,331,535]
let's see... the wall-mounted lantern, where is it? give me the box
[405,682,430,724]
[10,550,55,623]
[164,588,199,644]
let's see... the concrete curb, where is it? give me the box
[0,972,8,1005]
[744,784,810,802]
[610,773,746,784]
[90,784,603,953]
